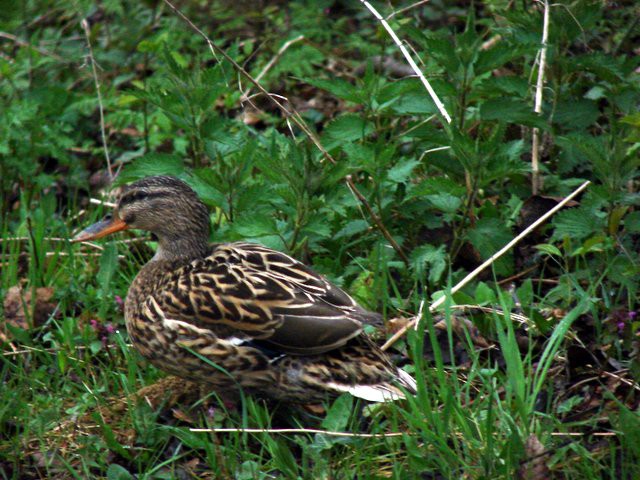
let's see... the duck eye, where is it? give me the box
[119,190,149,207]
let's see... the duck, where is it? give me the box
[73,175,416,403]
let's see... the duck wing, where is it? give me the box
[155,242,380,355]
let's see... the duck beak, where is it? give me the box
[72,216,129,243]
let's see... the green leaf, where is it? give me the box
[232,215,277,238]
[516,279,534,307]
[117,153,184,183]
[304,78,363,103]
[5,323,31,344]
[535,244,562,257]
[341,142,374,166]
[387,159,420,184]
[467,218,514,276]
[410,244,447,285]
[415,31,460,72]
[624,211,640,233]
[106,464,134,480]
[321,114,374,150]
[390,92,438,115]
[480,98,547,129]
[408,177,465,199]
[474,282,496,305]
[321,394,352,431]
[475,44,530,75]
[554,99,599,130]
[334,219,370,240]
[190,171,226,207]
[97,243,118,289]
[426,193,462,214]
[552,207,603,241]
[620,112,640,128]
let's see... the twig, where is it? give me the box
[0,31,65,61]
[0,236,138,246]
[81,19,113,181]
[449,304,529,325]
[190,427,406,437]
[89,198,117,208]
[418,145,451,162]
[480,34,502,51]
[496,264,540,285]
[1,236,68,243]
[386,0,431,20]
[346,175,409,265]
[2,343,129,357]
[381,180,591,351]
[163,0,409,265]
[397,114,436,138]
[531,0,550,195]
[240,35,305,101]
[358,0,451,124]
[600,369,640,393]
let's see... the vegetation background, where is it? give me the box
[1,0,639,478]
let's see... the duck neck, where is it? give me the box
[153,234,209,262]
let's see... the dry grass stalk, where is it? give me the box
[531,0,550,195]
[81,19,113,180]
[359,0,452,124]
[382,180,591,350]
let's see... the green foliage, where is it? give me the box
[1,0,639,478]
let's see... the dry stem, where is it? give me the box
[81,19,113,180]
[240,35,305,102]
[531,0,550,195]
[359,0,451,124]
[190,427,405,437]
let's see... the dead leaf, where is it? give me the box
[172,408,195,424]
[387,316,411,334]
[434,315,491,349]
[2,285,56,337]
[517,434,549,480]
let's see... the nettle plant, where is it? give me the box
[113,1,639,323]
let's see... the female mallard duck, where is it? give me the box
[74,176,415,402]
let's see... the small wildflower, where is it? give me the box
[105,323,116,335]
[207,406,216,418]
[629,311,637,321]
[90,319,99,331]
[114,295,124,308]
[617,321,625,333]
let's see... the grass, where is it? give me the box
[2,224,637,478]
[1,0,639,478]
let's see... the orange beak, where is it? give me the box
[72,216,129,243]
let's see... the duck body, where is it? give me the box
[75,176,415,402]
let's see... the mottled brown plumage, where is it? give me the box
[73,176,416,402]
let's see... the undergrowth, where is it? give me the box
[1,1,639,478]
